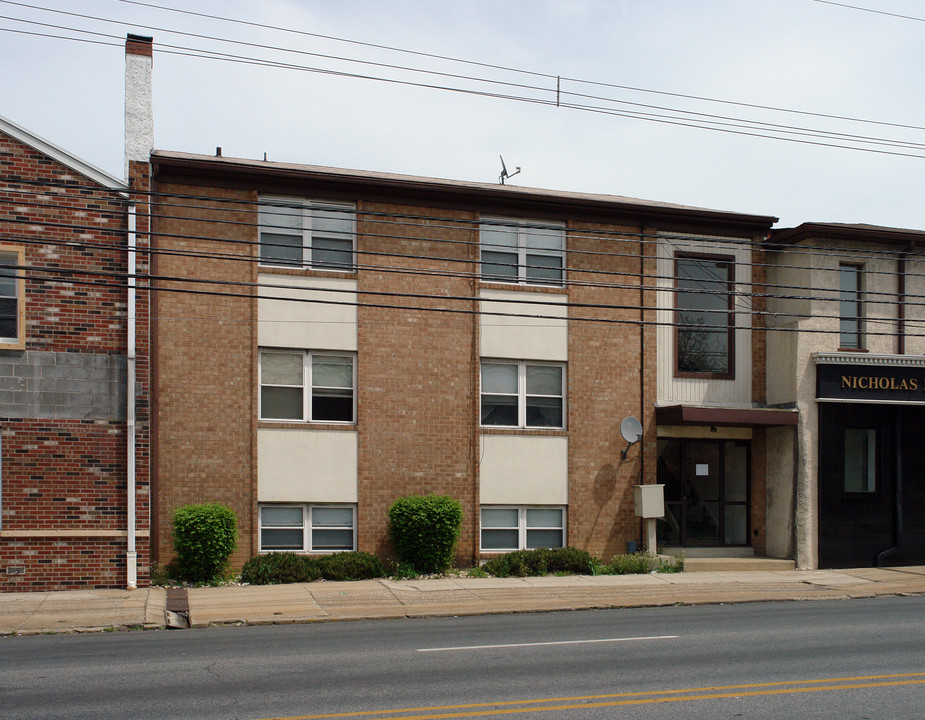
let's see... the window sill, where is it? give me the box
[478,280,567,294]
[258,265,357,280]
[836,347,868,353]
[480,427,567,437]
[258,421,357,431]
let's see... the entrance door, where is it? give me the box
[657,438,750,547]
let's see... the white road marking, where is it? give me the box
[417,635,679,652]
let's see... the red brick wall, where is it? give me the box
[0,133,128,351]
[0,131,149,591]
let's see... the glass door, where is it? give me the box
[657,438,750,547]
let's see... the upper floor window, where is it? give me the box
[480,218,564,285]
[675,253,734,377]
[839,264,863,350]
[259,198,355,271]
[260,349,355,423]
[480,360,565,429]
[0,248,24,349]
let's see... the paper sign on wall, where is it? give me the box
[695,464,709,476]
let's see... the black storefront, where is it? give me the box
[817,362,925,567]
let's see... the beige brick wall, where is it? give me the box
[152,183,257,566]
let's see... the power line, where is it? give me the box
[2,4,925,159]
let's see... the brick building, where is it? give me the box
[0,114,150,591]
[147,149,790,568]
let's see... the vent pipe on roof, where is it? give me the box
[125,34,154,180]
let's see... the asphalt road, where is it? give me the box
[1,596,924,719]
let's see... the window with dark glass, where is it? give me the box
[259,198,355,270]
[0,250,23,346]
[844,428,876,493]
[480,361,564,429]
[260,350,355,423]
[480,218,564,285]
[839,264,863,349]
[675,254,734,376]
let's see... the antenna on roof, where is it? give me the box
[499,155,521,185]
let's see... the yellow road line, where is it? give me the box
[261,672,925,720]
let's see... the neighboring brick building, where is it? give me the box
[0,115,150,591]
[147,149,788,568]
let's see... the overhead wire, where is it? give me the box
[1,3,925,158]
[5,179,925,309]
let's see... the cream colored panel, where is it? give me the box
[258,274,357,350]
[258,429,357,502]
[479,435,568,504]
[480,289,567,361]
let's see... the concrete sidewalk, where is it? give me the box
[2,566,924,636]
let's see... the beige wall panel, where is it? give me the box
[480,289,567,361]
[258,429,358,502]
[258,274,357,350]
[479,435,568,504]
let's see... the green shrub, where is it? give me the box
[241,552,320,585]
[602,552,652,575]
[171,503,238,583]
[388,494,463,574]
[482,547,594,577]
[316,552,386,581]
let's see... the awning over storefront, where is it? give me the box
[655,405,798,427]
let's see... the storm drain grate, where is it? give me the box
[165,587,190,629]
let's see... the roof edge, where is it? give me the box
[0,114,126,190]
[151,150,778,229]
[771,222,925,247]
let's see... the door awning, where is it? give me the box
[655,405,798,428]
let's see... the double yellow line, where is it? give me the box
[263,672,925,719]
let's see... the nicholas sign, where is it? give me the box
[816,363,925,404]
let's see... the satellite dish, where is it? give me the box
[620,416,643,460]
[620,416,643,444]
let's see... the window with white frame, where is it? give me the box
[259,504,356,552]
[480,218,564,285]
[260,350,355,423]
[0,249,24,347]
[480,507,565,551]
[481,360,565,428]
[259,197,356,271]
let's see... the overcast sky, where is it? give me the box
[2,0,923,229]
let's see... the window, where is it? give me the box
[839,264,863,349]
[481,360,565,428]
[259,504,356,552]
[259,198,355,270]
[675,253,734,376]
[480,218,564,285]
[844,428,877,493]
[0,248,24,348]
[260,350,355,423]
[481,507,565,551]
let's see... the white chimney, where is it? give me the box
[124,34,154,178]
